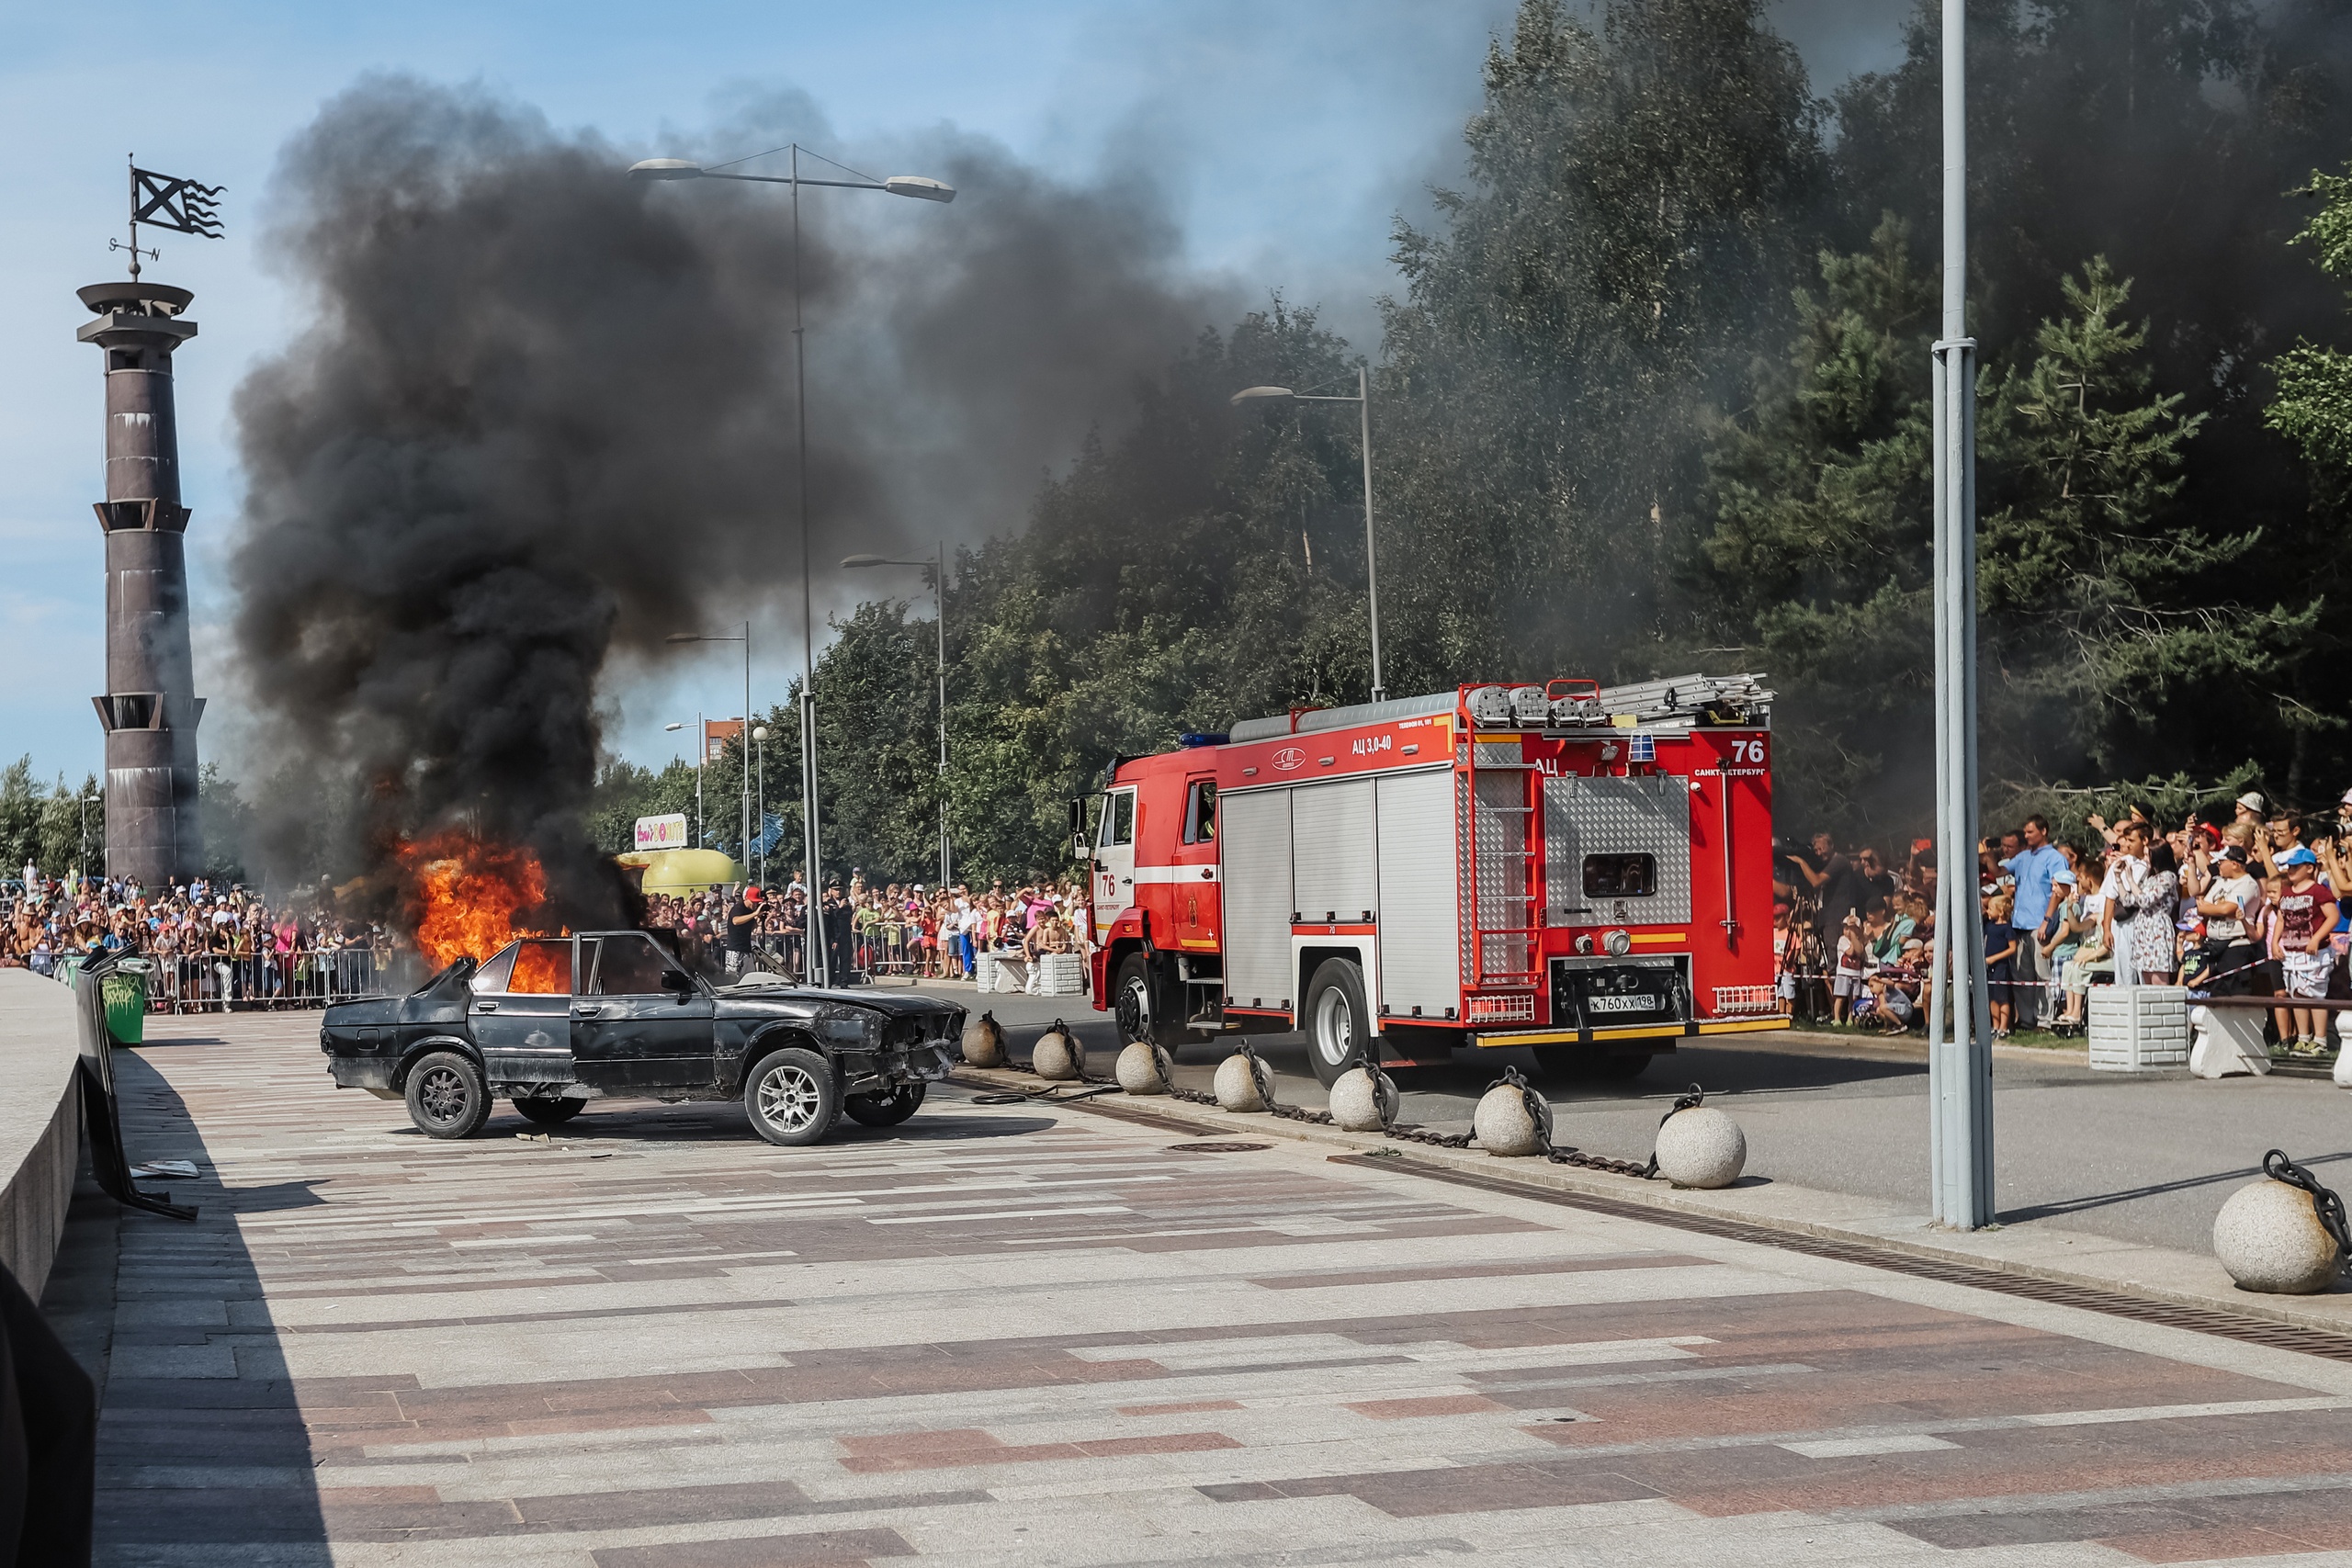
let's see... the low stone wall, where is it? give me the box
[0,971,81,1300]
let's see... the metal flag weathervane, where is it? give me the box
[112,155,225,279]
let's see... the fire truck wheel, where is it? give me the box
[1304,959,1372,1089]
[1113,953,1181,1049]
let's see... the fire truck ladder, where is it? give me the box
[1463,736,1542,990]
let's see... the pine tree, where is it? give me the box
[1981,257,2305,776]
[1699,215,1937,829]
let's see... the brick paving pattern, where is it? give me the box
[85,1011,2352,1565]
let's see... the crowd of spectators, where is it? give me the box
[1774,789,2352,1051]
[0,866,390,1008]
[644,873,1087,988]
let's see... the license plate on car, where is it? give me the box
[1587,994,1660,1014]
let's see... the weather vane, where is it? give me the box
[111,153,224,280]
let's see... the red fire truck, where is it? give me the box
[1079,673,1783,1084]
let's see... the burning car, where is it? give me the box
[320,931,963,1145]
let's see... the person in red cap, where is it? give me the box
[724,884,762,977]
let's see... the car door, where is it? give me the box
[571,932,718,1093]
[470,938,578,1090]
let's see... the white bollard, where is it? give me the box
[2335,1041,2352,1091]
[1114,1042,1165,1094]
[1652,1106,1747,1189]
[960,1011,1005,1068]
[2214,1178,2343,1294]
[2190,1006,2271,1078]
[1213,1053,1265,1112]
[1328,1068,1385,1132]
[1473,1083,1543,1156]
[1032,1024,1081,1081]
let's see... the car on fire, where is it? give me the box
[320,931,964,1145]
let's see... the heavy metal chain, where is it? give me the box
[2265,1148,2352,1269]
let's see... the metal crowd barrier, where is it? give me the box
[140,947,385,1012]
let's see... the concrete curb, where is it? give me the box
[949,1064,2352,1342]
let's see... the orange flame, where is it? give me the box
[397,833,554,968]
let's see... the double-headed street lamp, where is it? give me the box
[1230,368,1386,703]
[632,145,955,987]
[663,715,707,848]
[843,543,950,887]
[752,724,770,887]
[665,622,752,873]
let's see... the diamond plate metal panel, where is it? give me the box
[1374,769,1457,1017]
[1292,779,1378,921]
[1543,774,1691,926]
[1218,788,1294,1008]
[1474,741,1523,766]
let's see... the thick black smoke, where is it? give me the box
[230,76,1231,917]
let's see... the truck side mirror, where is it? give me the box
[1068,798,1089,861]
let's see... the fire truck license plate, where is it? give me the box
[1587,994,1661,1014]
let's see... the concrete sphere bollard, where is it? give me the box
[1115,1042,1166,1095]
[2214,1179,2343,1294]
[1652,1106,1747,1189]
[1214,1053,1266,1112]
[960,1012,1005,1068]
[1032,1027,1081,1081]
[1329,1068,1385,1132]
[1473,1083,1544,1156]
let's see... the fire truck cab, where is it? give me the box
[1080,674,1783,1084]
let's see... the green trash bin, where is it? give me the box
[101,961,149,1044]
[54,954,83,990]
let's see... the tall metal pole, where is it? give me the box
[754,728,765,887]
[791,144,831,985]
[935,539,951,888]
[741,619,752,877]
[1357,367,1385,704]
[695,708,705,850]
[1928,0,1994,1229]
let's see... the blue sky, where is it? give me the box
[0,0,1899,792]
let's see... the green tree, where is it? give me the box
[2269,164,2352,475]
[37,774,101,883]
[1979,257,2304,776]
[1699,215,1937,831]
[1377,0,1826,685]
[0,758,40,883]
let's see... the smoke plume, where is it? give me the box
[229,75,1231,919]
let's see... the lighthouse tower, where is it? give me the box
[77,280,204,883]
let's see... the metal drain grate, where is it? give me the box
[1167,1141,1273,1154]
[1329,1154,2352,1363]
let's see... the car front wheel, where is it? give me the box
[406,1051,491,1139]
[843,1081,927,1127]
[744,1046,842,1146]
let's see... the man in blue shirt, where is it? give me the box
[2003,815,2067,1031]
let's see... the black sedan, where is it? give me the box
[321,931,963,1145]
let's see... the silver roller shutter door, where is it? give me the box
[1218,788,1294,1008]
[1291,778,1378,922]
[1376,769,1458,1017]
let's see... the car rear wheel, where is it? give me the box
[514,1097,583,1125]
[843,1081,927,1127]
[744,1046,841,1146]
[406,1051,491,1139]
[1304,958,1372,1089]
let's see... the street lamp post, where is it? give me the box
[667,623,753,875]
[1926,0,1994,1229]
[842,542,950,887]
[633,147,954,987]
[78,794,99,889]
[663,716,707,849]
[752,725,770,886]
[1230,368,1385,702]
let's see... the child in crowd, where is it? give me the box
[1984,893,2018,1039]
[1832,912,1863,1025]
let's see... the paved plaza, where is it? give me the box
[925,986,2352,1258]
[50,1010,2352,1565]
